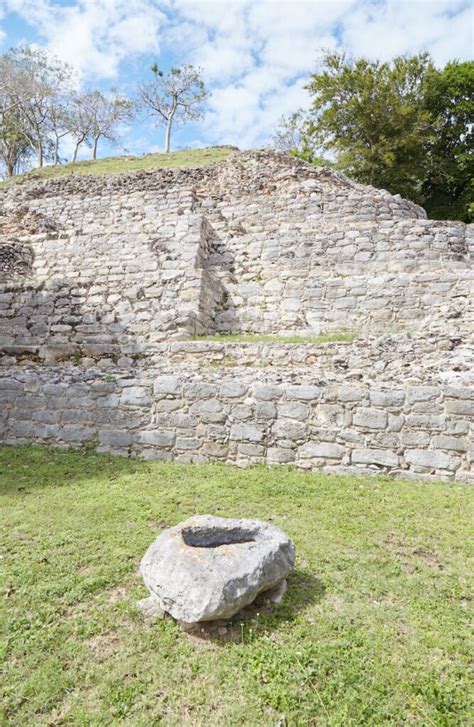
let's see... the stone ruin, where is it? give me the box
[0,150,472,482]
[139,514,295,628]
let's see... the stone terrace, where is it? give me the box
[0,151,472,482]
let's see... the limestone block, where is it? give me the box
[230,423,265,442]
[267,447,296,463]
[352,448,399,467]
[353,408,388,429]
[253,385,282,401]
[120,386,152,407]
[272,419,307,441]
[99,430,133,447]
[445,400,474,416]
[278,401,310,420]
[370,390,405,407]
[153,376,181,396]
[406,386,440,404]
[431,435,467,452]
[135,430,175,447]
[405,449,460,472]
[219,382,248,398]
[286,385,321,401]
[298,442,345,460]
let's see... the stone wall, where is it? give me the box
[0,150,472,482]
[1,151,472,355]
[1,362,472,482]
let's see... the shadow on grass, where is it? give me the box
[179,568,325,646]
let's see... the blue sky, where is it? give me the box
[1,0,472,161]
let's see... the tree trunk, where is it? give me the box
[72,135,85,163]
[92,136,99,160]
[165,117,173,153]
[53,137,59,166]
[6,158,15,177]
[37,140,43,168]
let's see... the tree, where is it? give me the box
[0,58,31,176]
[304,51,437,203]
[422,60,474,221]
[272,109,331,165]
[48,101,74,166]
[0,104,32,177]
[3,46,73,168]
[137,64,208,153]
[80,89,134,160]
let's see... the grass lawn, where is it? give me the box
[1,446,472,726]
[0,147,234,187]
[192,331,358,345]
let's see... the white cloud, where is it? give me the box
[340,0,473,64]
[170,0,473,148]
[4,0,166,78]
[3,0,473,150]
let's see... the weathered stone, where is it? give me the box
[230,423,264,442]
[0,149,473,484]
[298,442,345,459]
[135,430,175,447]
[272,419,307,441]
[353,408,387,429]
[405,449,460,472]
[139,515,295,623]
[153,376,181,396]
[370,390,405,407]
[352,448,399,467]
[120,386,152,407]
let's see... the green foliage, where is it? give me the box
[422,60,474,221]
[1,445,473,725]
[305,52,437,203]
[302,51,473,220]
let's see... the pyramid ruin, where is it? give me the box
[1,150,473,481]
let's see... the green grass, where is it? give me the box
[1,446,472,726]
[192,330,358,344]
[0,147,235,187]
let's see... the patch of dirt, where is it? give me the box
[87,630,121,657]
[107,586,129,604]
[382,532,444,572]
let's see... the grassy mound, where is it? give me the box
[1,446,472,725]
[0,146,235,187]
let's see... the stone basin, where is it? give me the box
[139,514,295,624]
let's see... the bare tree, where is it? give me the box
[0,56,32,176]
[137,64,208,152]
[3,46,73,168]
[68,94,93,162]
[80,89,134,160]
[272,110,307,152]
[48,102,74,166]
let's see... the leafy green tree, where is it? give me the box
[137,65,208,153]
[304,51,437,203]
[422,60,474,221]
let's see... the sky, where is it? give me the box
[0,0,472,160]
